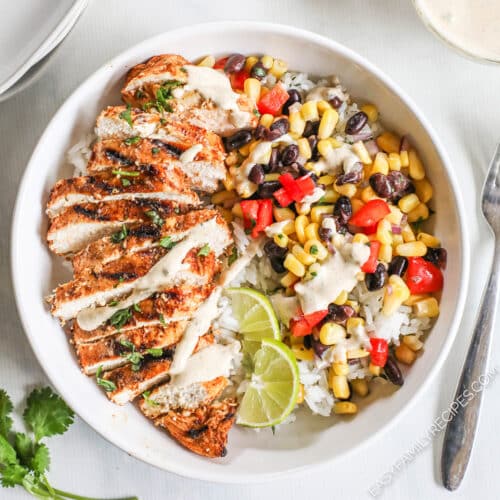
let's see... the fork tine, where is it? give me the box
[484,143,500,191]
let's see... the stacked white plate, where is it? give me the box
[0,0,88,101]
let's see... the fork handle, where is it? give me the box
[441,241,500,490]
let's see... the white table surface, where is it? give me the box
[1,1,499,498]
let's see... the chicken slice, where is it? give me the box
[76,321,187,375]
[101,332,214,405]
[87,137,226,193]
[71,284,214,344]
[154,398,237,458]
[47,199,191,256]
[46,163,198,218]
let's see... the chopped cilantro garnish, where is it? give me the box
[146,348,163,358]
[112,169,140,177]
[121,178,131,187]
[228,246,238,266]
[96,366,116,392]
[145,210,164,226]
[151,147,160,155]
[197,244,211,257]
[123,136,140,145]
[310,245,319,255]
[111,224,128,244]
[158,314,167,326]
[142,391,159,407]
[108,308,132,330]
[133,303,141,313]
[119,104,133,128]
[159,236,176,249]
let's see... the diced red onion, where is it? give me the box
[400,135,411,152]
[391,225,402,234]
[364,139,379,157]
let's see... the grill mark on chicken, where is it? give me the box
[150,139,183,157]
[104,149,134,165]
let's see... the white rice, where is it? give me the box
[67,133,94,176]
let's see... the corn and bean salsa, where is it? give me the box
[208,53,446,416]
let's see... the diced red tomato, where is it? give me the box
[257,83,289,116]
[279,173,303,202]
[240,199,274,238]
[273,188,293,207]
[369,337,389,366]
[290,309,329,337]
[405,257,444,294]
[213,57,229,70]
[295,175,316,196]
[349,199,390,227]
[230,69,249,91]
[361,241,381,273]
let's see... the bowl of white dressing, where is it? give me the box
[414,0,500,63]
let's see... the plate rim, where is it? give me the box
[10,21,470,483]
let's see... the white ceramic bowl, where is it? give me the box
[11,22,469,483]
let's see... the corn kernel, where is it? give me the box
[289,111,306,136]
[395,343,417,365]
[400,150,409,167]
[332,362,349,376]
[231,202,243,218]
[318,108,339,139]
[317,139,333,159]
[224,150,239,167]
[244,55,259,72]
[318,174,335,186]
[244,78,261,102]
[274,233,289,248]
[407,203,430,223]
[345,318,363,336]
[345,300,360,313]
[223,174,235,193]
[371,152,389,175]
[383,275,410,315]
[284,253,306,277]
[320,322,347,345]
[301,101,319,122]
[292,345,315,361]
[304,239,328,260]
[264,173,281,182]
[333,289,349,305]
[352,141,372,164]
[413,297,440,318]
[304,262,321,281]
[292,244,316,266]
[280,271,299,288]
[360,103,378,122]
[323,188,339,203]
[347,349,370,360]
[388,152,402,171]
[417,232,440,248]
[317,99,333,114]
[376,131,401,153]
[351,378,369,397]
[297,137,312,160]
[281,220,296,235]
[305,222,320,240]
[273,206,295,221]
[217,207,233,223]
[396,241,427,257]
[353,233,369,244]
[401,224,416,242]
[294,215,309,244]
[270,58,287,78]
[211,190,237,205]
[386,205,404,225]
[311,205,334,223]
[379,243,393,263]
[376,219,393,245]
[296,384,305,404]
[259,113,274,128]
[239,143,250,156]
[330,374,350,399]
[398,193,420,213]
[334,183,357,198]
[295,202,311,215]
[414,178,433,204]
[402,334,424,351]
[361,186,380,203]
[197,55,215,67]
[369,363,381,376]
[261,55,274,69]
[392,234,404,247]
[408,150,425,180]
[403,294,429,306]
[334,401,358,415]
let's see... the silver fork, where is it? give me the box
[441,143,500,490]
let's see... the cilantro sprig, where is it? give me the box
[0,387,137,500]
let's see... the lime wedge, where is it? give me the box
[237,339,299,428]
[225,288,281,342]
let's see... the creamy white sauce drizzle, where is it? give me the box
[76,218,219,331]
[169,343,239,387]
[179,144,202,163]
[416,0,500,60]
[264,220,291,238]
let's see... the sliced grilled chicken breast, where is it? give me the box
[120,54,258,136]
[140,376,228,419]
[102,332,214,405]
[47,199,190,256]
[88,137,226,193]
[154,398,237,458]
[71,284,214,344]
[76,321,187,375]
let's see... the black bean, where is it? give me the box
[253,124,267,140]
[250,61,267,80]
[268,147,280,171]
[345,111,368,135]
[270,256,286,274]
[264,129,284,141]
[312,337,329,357]
[270,117,289,134]
[308,135,319,160]
[224,54,246,74]
[281,162,300,177]
[384,356,404,386]
[329,96,342,109]
[303,335,313,350]
[318,227,333,241]
[223,129,253,152]
[369,173,394,198]
[424,247,447,270]
[258,180,281,198]
[388,256,408,277]
[281,144,299,165]
[336,167,362,186]
[334,196,352,223]
[248,164,265,185]
[282,89,301,115]
[387,171,414,201]
[324,304,355,325]
[264,240,288,259]
[365,263,388,291]
[303,120,320,138]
